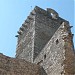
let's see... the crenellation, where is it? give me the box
[28,16,34,20]
[15,35,18,37]
[20,26,24,31]
[17,30,23,35]
[22,23,28,28]
[34,6,47,16]
[47,8,59,19]
[70,26,73,28]
[25,18,30,23]
[30,10,36,15]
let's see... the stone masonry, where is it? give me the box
[16,6,75,75]
[34,22,75,75]
[0,53,47,75]
[0,6,75,75]
[16,6,66,62]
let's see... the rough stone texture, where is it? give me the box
[0,6,75,75]
[0,53,47,75]
[16,13,35,62]
[34,8,60,59]
[34,22,75,75]
[16,6,75,75]
[16,6,66,62]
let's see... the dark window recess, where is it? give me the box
[60,21,63,25]
[56,39,59,44]
[37,60,43,65]
[44,54,46,59]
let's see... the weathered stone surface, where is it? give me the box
[0,53,47,75]
[34,22,75,75]
[16,6,66,62]
[1,6,74,75]
[47,8,59,19]
[15,6,75,75]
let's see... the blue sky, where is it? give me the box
[0,0,74,57]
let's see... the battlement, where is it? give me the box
[34,6,47,15]
[16,6,67,38]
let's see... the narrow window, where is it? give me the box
[56,39,59,44]
[44,54,46,59]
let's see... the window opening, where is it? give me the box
[44,54,46,59]
[56,39,59,44]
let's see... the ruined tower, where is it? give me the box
[16,6,75,75]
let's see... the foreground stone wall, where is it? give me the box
[0,53,47,75]
[34,22,75,75]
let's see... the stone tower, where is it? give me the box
[16,6,75,75]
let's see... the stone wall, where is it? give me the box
[15,6,75,75]
[16,10,36,62]
[34,22,75,75]
[0,53,47,75]
[34,9,61,59]
[16,6,65,62]
[62,22,75,75]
